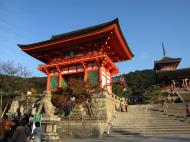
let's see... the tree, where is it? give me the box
[143,85,166,104]
[112,84,125,98]
[51,77,99,117]
[124,70,157,95]
[0,60,32,94]
[0,60,32,77]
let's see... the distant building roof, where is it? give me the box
[155,56,181,64]
[154,56,181,70]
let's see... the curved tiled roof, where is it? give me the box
[154,56,181,70]
[154,56,181,64]
[18,18,134,63]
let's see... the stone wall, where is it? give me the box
[57,93,123,138]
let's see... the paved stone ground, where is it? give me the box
[64,135,190,142]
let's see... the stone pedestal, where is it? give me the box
[69,104,85,120]
[41,115,60,142]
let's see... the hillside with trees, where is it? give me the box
[0,61,165,105]
[0,61,46,96]
[112,70,165,104]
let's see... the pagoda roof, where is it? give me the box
[156,67,190,80]
[18,18,133,63]
[155,56,181,64]
[154,56,181,70]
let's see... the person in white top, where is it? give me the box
[32,121,42,142]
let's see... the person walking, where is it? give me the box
[125,99,128,112]
[12,119,30,142]
[32,121,42,142]
[120,100,124,112]
[161,100,168,114]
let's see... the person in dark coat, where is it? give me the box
[12,119,30,142]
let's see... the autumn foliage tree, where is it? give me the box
[51,77,99,116]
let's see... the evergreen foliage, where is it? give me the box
[143,85,167,104]
[124,69,157,94]
[113,70,158,103]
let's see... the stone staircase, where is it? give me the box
[109,104,190,137]
[175,88,190,102]
[178,92,190,102]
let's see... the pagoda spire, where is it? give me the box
[162,42,166,57]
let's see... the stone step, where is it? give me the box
[114,117,181,120]
[113,121,187,125]
[112,125,190,128]
[112,118,175,120]
[109,104,190,137]
[110,129,190,133]
[114,119,185,122]
[113,118,185,121]
[117,115,171,117]
[112,124,190,129]
[111,128,190,131]
[110,132,190,137]
[111,130,190,133]
[112,123,187,126]
[167,110,186,112]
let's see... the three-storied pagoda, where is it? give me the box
[18,19,133,94]
[154,43,190,92]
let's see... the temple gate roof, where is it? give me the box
[18,18,133,63]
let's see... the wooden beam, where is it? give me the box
[56,65,61,73]
[43,68,50,75]
[96,59,100,67]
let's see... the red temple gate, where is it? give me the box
[18,19,133,94]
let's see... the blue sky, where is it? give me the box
[0,0,190,77]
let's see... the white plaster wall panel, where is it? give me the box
[69,66,76,73]
[107,86,111,93]
[78,67,84,71]
[62,68,68,74]
[102,67,105,72]
[107,77,111,93]
[102,68,106,76]
[62,70,68,74]
[93,65,98,69]
[102,75,106,88]
[87,63,93,70]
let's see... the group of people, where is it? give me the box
[7,107,42,142]
[120,99,128,112]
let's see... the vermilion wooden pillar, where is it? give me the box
[46,75,51,91]
[99,66,102,90]
[59,73,63,88]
